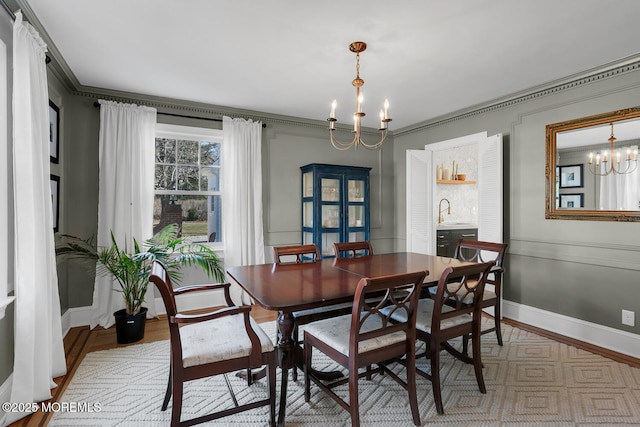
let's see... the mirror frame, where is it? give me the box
[545,107,640,221]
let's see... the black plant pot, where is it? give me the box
[114,307,148,344]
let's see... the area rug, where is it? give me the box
[49,319,640,426]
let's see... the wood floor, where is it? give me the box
[8,308,639,427]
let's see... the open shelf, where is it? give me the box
[436,179,476,185]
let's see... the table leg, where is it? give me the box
[276,311,295,427]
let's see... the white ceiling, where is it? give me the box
[24,0,640,130]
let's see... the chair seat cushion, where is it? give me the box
[384,298,471,333]
[428,283,496,305]
[305,314,406,356]
[180,315,274,368]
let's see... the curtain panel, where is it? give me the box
[7,12,65,424]
[221,116,265,304]
[91,100,157,328]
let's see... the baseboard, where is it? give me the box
[503,300,640,359]
[61,289,227,333]
[60,306,93,337]
[0,374,12,426]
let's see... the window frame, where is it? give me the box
[154,123,223,250]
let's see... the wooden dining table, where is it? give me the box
[226,252,475,426]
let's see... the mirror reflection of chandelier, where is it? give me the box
[327,41,391,150]
[588,122,638,175]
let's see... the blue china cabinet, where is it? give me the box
[300,163,371,258]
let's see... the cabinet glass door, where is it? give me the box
[303,172,313,198]
[322,233,339,257]
[322,205,340,228]
[303,202,313,228]
[321,178,340,201]
[348,179,364,202]
[348,205,364,227]
[346,178,367,232]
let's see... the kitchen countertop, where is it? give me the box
[436,223,477,230]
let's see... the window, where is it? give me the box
[154,124,223,245]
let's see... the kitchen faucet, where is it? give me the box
[438,198,450,224]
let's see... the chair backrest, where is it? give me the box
[333,241,374,258]
[350,270,426,356]
[453,239,507,268]
[148,261,182,345]
[453,240,507,289]
[273,244,320,264]
[430,261,495,328]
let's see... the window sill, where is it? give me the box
[0,296,15,320]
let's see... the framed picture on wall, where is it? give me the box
[49,100,59,163]
[50,174,59,232]
[559,164,583,188]
[559,193,584,208]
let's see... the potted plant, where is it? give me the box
[56,224,225,343]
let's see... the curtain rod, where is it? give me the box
[93,101,266,128]
[0,0,15,21]
[1,1,51,63]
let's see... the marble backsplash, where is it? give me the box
[434,144,478,226]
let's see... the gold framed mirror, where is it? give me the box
[545,107,640,221]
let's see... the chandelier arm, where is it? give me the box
[588,159,638,176]
[330,131,360,150]
[357,129,389,150]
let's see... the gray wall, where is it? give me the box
[54,98,397,309]
[393,65,640,335]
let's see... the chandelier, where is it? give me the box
[327,41,391,150]
[587,123,638,176]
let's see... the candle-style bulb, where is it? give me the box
[330,100,337,119]
[383,99,389,119]
[588,152,593,164]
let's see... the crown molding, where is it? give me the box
[16,1,640,137]
[394,54,640,136]
[76,86,388,136]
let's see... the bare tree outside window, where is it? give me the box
[154,125,222,243]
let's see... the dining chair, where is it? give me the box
[273,244,354,380]
[333,241,373,258]
[273,243,320,264]
[148,261,277,427]
[303,270,427,427]
[394,261,495,414]
[450,239,508,350]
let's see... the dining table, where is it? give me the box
[226,251,475,426]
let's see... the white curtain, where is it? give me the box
[7,12,65,424]
[91,100,157,329]
[599,152,640,210]
[221,116,265,304]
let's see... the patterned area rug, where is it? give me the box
[50,319,640,426]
